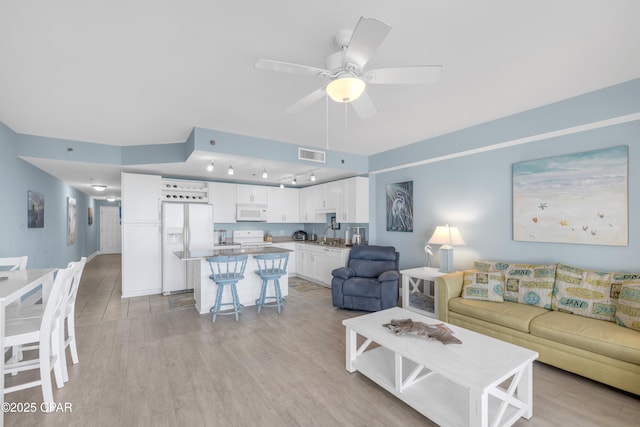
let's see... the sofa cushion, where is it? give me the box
[615,279,640,332]
[474,260,511,272]
[461,270,504,302]
[504,264,556,309]
[448,297,548,333]
[553,263,616,321]
[530,311,640,364]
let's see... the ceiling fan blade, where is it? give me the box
[343,17,392,69]
[285,87,326,114]
[350,91,378,119]
[255,59,330,78]
[364,65,443,85]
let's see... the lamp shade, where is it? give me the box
[326,76,366,103]
[428,225,465,247]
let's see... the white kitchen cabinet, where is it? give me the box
[274,242,296,276]
[314,181,338,212]
[299,187,324,223]
[209,182,236,223]
[236,184,268,204]
[336,176,369,224]
[267,187,300,223]
[121,172,160,222]
[295,243,350,287]
[121,222,162,297]
[121,172,162,297]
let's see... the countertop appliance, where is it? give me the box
[233,230,273,248]
[162,202,214,295]
[292,230,308,241]
[352,227,366,246]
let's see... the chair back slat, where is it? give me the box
[254,252,289,277]
[206,255,248,283]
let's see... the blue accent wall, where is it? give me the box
[0,122,98,268]
[370,79,640,273]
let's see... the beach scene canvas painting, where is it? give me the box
[513,146,628,246]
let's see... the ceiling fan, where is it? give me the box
[255,16,442,119]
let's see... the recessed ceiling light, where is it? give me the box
[92,185,107,191]
[262,169,268,179]
[279,183,284,189]
[291,177,297,185]
[206,161,214,172]
[228,165,234,175]
[310,172,316,182]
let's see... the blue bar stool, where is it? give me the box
[206,255,248,322]
[254,252,289,314]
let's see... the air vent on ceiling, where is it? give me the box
[298,148,326,163]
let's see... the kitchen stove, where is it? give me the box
[232,230,273,249]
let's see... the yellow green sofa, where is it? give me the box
[436,270,640,395]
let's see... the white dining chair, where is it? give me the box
[6,257,87,383]
[3,265,75,411]
[0,256,28,271]
[60,257,86,381]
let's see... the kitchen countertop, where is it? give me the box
[174,246,293,260]
[276,239,353,249]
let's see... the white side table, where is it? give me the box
[400,267,448,319]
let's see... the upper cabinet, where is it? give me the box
[121,172,161,222]
[299,186,325,223]
[209,182,237,223]
[236,184,268,204]
[313,181,338,212]
[336,177,369,223]
[267,187,300,223]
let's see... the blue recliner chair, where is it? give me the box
[331,245,400,312]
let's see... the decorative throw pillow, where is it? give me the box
[504,264,556,309]
[462,270,504,302]
[473,260,511,273]
[553,264,615,321]
[614,276,640,331]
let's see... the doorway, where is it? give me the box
[100,206,122,254]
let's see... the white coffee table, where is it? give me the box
[343,307,538,427]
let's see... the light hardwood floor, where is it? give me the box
[4,254,639,426]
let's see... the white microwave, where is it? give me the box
[236,204,268,222]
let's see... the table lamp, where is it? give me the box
[428,225,465,273]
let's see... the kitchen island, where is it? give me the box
[174,246,293,315]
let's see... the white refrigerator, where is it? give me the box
[162,203,214,295]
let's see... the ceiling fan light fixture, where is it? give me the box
[326,76,366,103]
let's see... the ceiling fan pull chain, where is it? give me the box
[325,93,330,150]
[345,102,349,128]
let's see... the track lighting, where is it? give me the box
[262,169,268,179]
[228,164,234,175]
[206,161,214,172]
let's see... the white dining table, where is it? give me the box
[0,268,56,427]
